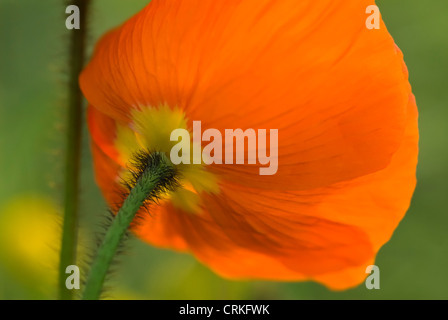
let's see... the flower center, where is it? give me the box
[113,105,219,214]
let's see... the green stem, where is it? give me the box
[58,0,90,300]
[82,152,177,300]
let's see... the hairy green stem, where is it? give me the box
[59,0,90,300]
[82,152,177,300]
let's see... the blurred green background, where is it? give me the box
[0,0,447,300]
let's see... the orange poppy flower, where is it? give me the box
[80,0,418,290]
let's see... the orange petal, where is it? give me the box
[83,0,419,290]
[80,0,410,190]
[90,142,122,206]
[88,105,121,164]
[132,91,418,289]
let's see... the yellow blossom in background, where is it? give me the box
[0,195,61,298]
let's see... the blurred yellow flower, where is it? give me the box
[0,195,61,297]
